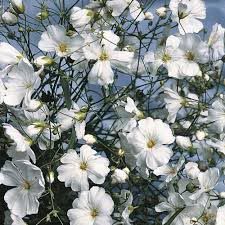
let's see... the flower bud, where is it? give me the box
[176,136,192,149]
[2,12,18,25]
[10,0,25,14]
[156,7,167,18]
[111,168,129,184]
[144,12,154,20]
[34,56,54,67]
[46,171,55,183]
[185,162,200,179]
[195,130,206,141]
[220,191,225,198]
[83,134,97,145]
[36,9,49,20]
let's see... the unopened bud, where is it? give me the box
[156,7,167,18]
[144,12,154,20]
[2,12,18,25]
[34,56,54,67]
[10,0,25,14]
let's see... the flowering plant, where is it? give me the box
[0,0,225,224]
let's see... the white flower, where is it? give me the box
[216,205,225,225]
[163,87,183,122]
[208,23,225,61]
[126,117,175,170]
[176,136,192,149]
[207,137,225,155]
[0,42,23,65]
[4,60,41,106]
[0,160,45,217]
[3,123,36,163]
[56,102,87,139]
[184,162,200,179]
[155,191,201,225]
[106,0,145,21]
[10,0,25,14]
[153,156,185,182]
[57,145,110,191]
[208,99,225,133]
[111,168,129,184]
[83,31,134,85]
[2,12,18,25]
[38,25,84,57]
[117,190,134,225]
[144,35,182,78]
[67,186,114,225]
[190,168,220,200]
[169,0,206,34]
[114,97,143,132]
[70,6,94,28]
[178,34,209,77]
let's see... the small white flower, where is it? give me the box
[208,99,225,133]
[3,123,36,163]
[57,145,110,191]
[56,102,87,139]
[70,6,94,28]
[4,60,41,106]
[207,136,225,155]
[1,160,45,217]
[208,23,225,61]
[144,35,183,78]
[0,42,23,65]
[10,0,25,14]
[127,117,175,170]
[169,0,206,34]
[178,34,209,77]
[190,168,220,200]
[107,0,145,21]
[153,156,185,182]
[67,186,114,225]
[38,25,84,57]
[83,31,134,85]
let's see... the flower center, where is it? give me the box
[147,139,156,149]
[23,180,31,190]
[80,162,88,170]
[58,43,68,53]
[185,51,195,61]
[86,10,94,18]
[162,53,171,63]
[91,208,98,218]
[99,51,109,61]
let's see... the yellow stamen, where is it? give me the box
[99,51,109,61]
[147,139,156,149]
[58,43,68,53]
[80,162,88,170]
